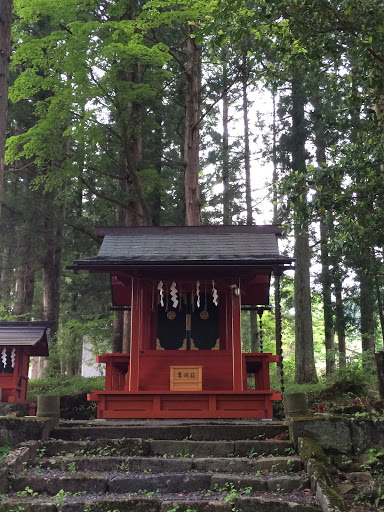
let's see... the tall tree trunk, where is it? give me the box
[333,262,346,367]
[222,61,230,225]
[112,311,124,353]
[13,170,36,318]
[184,27,201,226]
[0,244,12,305]
[272,93,282,368]
[13,236,35,318]
[272,93,278,224]
[376,277,384,345]
[151,103,163,227]
[349,67,375,363]
[320,217,335,374]
[250,310,259,352]
[359,256,376,357]
[42,193,62,339]
[243,54,252,226]
[312,88,335,374]
[112,175,126,354]
[0,0,13,224]
[65,179,83,376]
[121,64,151,228]
[291,76,317,384]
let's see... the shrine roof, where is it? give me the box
[0,322,50,355]
[72,226,293,269]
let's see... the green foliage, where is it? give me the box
[17,487,38,498]
[47,316,112,377]
[27,375,105,403]
[53,489,72,504]
[3,0,384,386]
[0,441,11,461]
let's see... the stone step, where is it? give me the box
[39,437,292,458]
[50,422,287,441]
[11,469,308,495]
[150,439,293,458]
[0,495,321,512]
[31,455,302,474]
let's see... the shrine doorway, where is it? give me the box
[156,293,219,350]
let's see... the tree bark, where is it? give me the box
[151,103,163,227]
[312,88,335,374]
[272,94,283,368]
[250,310,259,352]
[375,351,384,399]
[333,263,346,367]
[184,27,201,226]
[291,76,317,384]
[13,239,35,318]
[0,244,12,305]
[112,311,123,353]
[242,54,252,226]
[113,175,126,353]
[376,278,384,345]
[359,255,375,357]
[13,169,36,319]
[222,62,230,225]
[272,93,278,224]
[119,63,151,228]
[0,0,13,224]
[42,193,62,339]
[320,217,335,374]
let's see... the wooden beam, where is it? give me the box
[129,278,141,391]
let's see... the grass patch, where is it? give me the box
[0,441,11,460]
[27,375,105,403]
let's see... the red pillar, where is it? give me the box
[129,277,141,391]
[232,289,243,391]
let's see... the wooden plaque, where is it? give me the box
[170,366,202,391]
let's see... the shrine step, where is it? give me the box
[30,455,302,474]
[11,471,309,495]
[50,421,287,441]
[0,495,321,512]
[39,437,293,458]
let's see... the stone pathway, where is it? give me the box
[1,420,321,511]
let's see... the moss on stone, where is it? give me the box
[308,458,334,487]
[319,483,348,512]
[299,437,327,465]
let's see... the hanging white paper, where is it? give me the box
[1,348,6,367]
[11,348,16,368]
[170,281,179,308]
[212,280,219,306]
[157,280,164,307]
[196,280,200,308]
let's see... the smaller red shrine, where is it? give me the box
[72,226,292,419]
[0,322,50,403]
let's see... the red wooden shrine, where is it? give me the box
[0,322,50,403]
[71,226,293,419]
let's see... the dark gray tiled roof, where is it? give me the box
[73,227,293,267]
[0,323,50,346]
[99,233,279,261]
